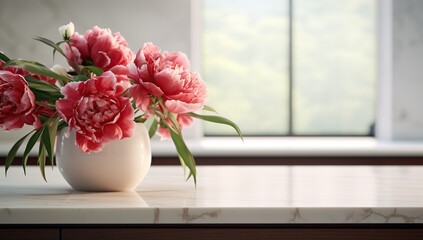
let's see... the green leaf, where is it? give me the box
[25,76,61,93]
[34,36,67,59]
[58,120,68,131]
[27,82,59,93]
[168,127,197,185]
[47,117,60,167]
[167,113,181,133]
[202,105,218,113]
[23,64,69,85]
[5,59,71,86]
[38,140,47,182]
[22,128,44,175]
[52,49,58,60]
[39,115,50,124]
[134,115,147,123]
[83,66,104,76]
[0,51,10,63]
[73,75,90,82]
[158,116,196,184]
[189,112,244,140]
[148,119,158,138]
[5,131,33,176]
[177,155,187,178]
[30,89,63,102]
[41,126,53,166]
[56,40,68,46]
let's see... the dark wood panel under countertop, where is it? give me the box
[0,229,59,240]
[61,227,423,240]
[2,156,423,166]
[3,224,423,240]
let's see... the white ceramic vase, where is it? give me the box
[55,123,151,192]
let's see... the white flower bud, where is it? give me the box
[51,64,68,76]
[58,22,75,39]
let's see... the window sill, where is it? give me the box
[151,137,423,157]
[1,137,423,157]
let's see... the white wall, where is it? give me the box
[392,0,423,140]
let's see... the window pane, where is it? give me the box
[202,0,289,135]
[293,0,376,135]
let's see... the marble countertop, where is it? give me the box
[1,165,423,224]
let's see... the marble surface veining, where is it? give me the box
[1,166,423,224]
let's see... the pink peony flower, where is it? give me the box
[109,65,131,95]
[56,71,135,153]
[66,26,134,71]
[66,32,88,65]
[0,70,40,130]
[128,42,207,115]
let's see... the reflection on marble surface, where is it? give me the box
[1,166,423,224]
[0,185,148,209]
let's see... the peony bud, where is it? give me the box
[58,22,75,40]
[50,64,68,76]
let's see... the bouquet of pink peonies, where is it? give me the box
[0,22,241,184]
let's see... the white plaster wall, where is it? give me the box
[0,0,191,143]
[392,0,423,140]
